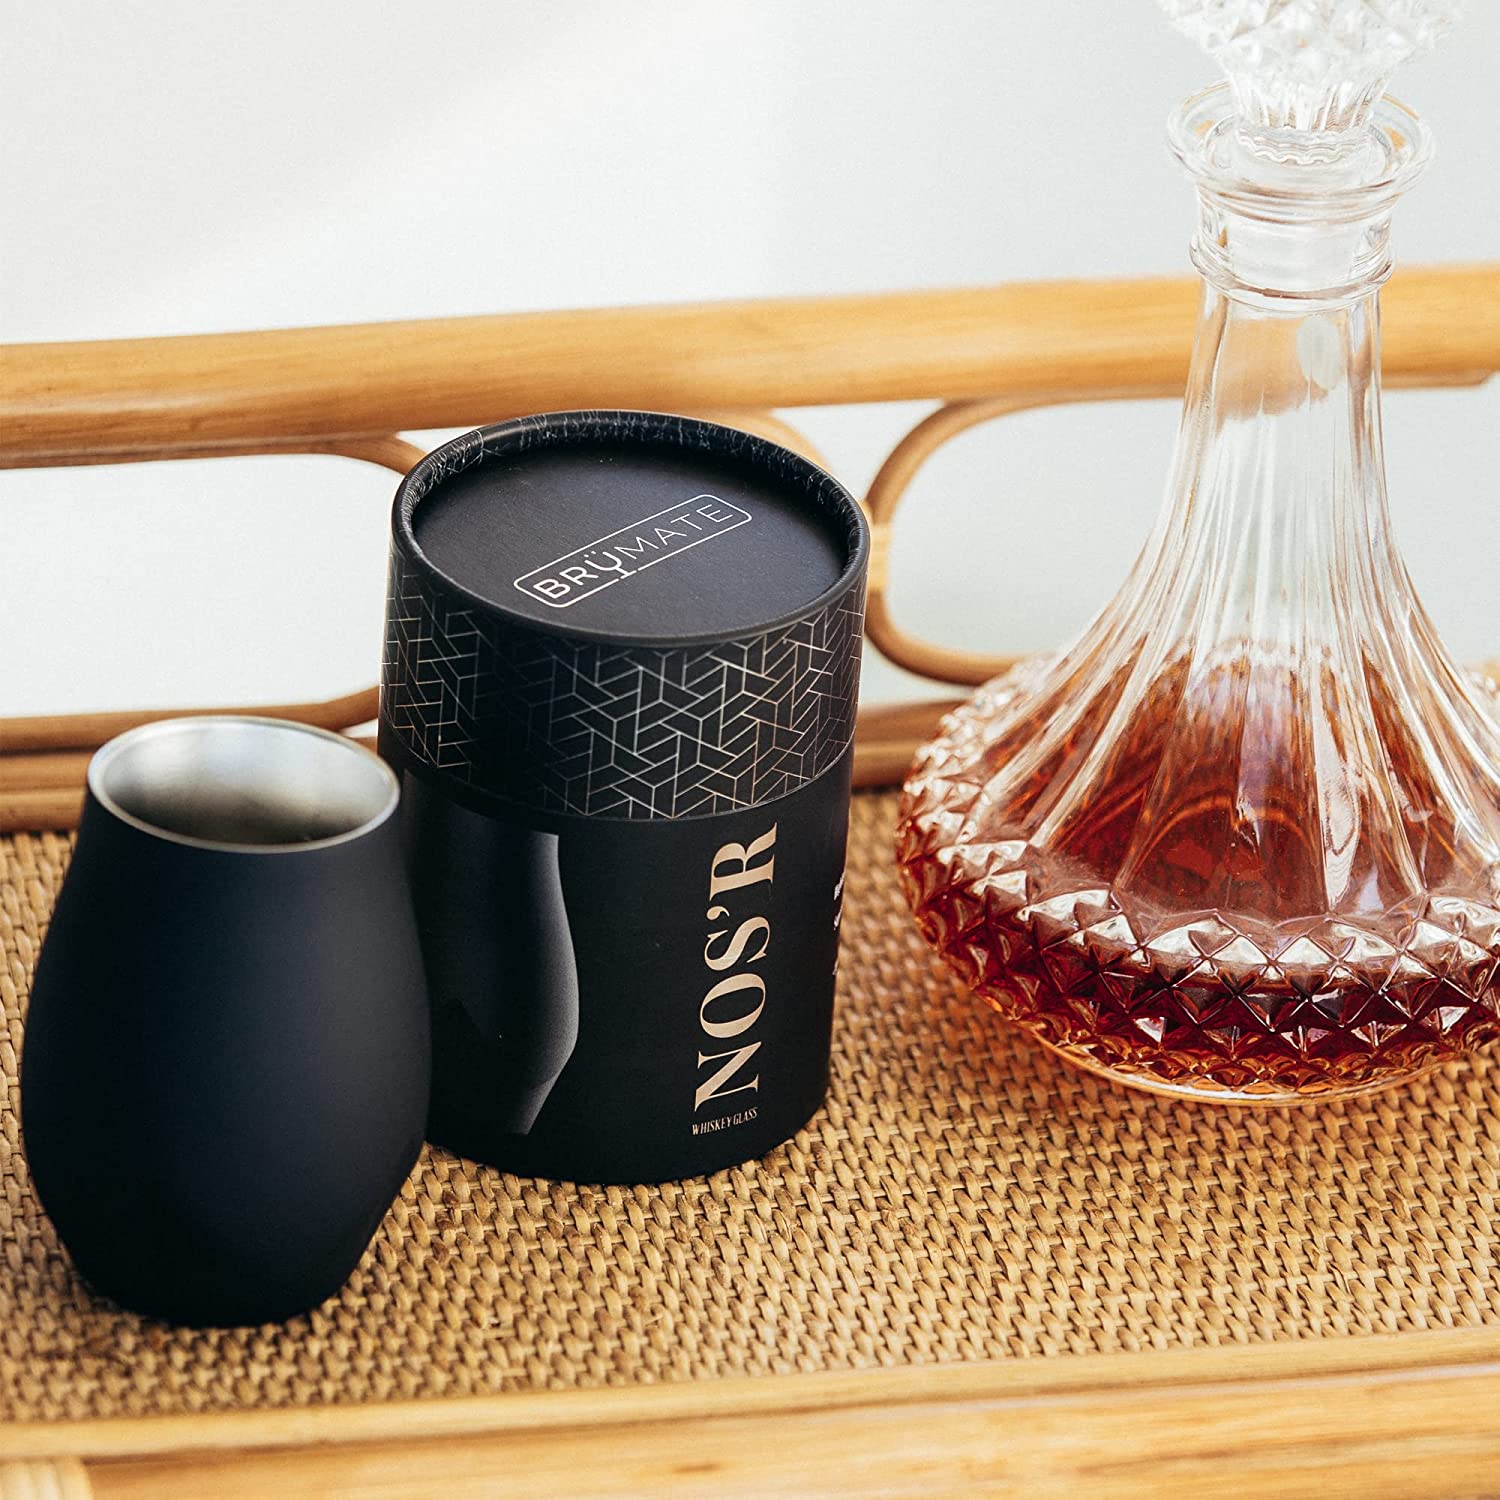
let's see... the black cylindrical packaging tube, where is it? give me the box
[379,411,868,1183]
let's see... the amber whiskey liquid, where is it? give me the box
[899,656,1500,1101]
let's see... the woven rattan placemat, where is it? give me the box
[3,790,1499,1421]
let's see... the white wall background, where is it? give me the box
[4,1,1498,716]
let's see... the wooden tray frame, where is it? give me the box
[3,269,1500,1496]
[3,1329,1500,1499]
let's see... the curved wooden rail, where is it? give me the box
[3,267,1498,828]
[2,1328,1500,1499]
[4,268,1497,467]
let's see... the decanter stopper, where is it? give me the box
[1159,0,1461,156]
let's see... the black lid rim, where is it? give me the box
[391,409,870,650]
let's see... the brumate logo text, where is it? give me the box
[513,496,751,609]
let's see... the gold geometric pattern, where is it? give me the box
[382,549,865,819]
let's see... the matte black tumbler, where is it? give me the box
[21,717,430,1327]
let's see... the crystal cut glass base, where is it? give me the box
[899,666,1500,1103]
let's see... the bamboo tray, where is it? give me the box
[4,272,1500,1498]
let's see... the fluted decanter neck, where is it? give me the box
[1164,283,1388,589]
[1170,84,1431,310]
[1111,280,1399,919]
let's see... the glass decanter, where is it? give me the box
[897,0,1500,1103]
